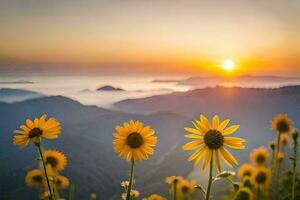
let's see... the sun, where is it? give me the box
[222,59,235,71]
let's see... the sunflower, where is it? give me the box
[276,152,285,163]
[250,147,269,166]
[167,177,195,199]
[54,175,69,189]
[271,114,293,134]
[279,134,289,147]
[25,169,46,188]
[13,115,61,148]
[251,167,272,189]
[175,178,196,199]
[112,120,157,161]
[234,188,254,200]
[238,163,255,180]
[182,114,245,171]
[43,150,67,172]
[165,176,181,184]
[146,194,166,200]
[122,190,140,199]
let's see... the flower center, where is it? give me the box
[255,172,267,184]
[243,170,252,177]
[56,179,62,185]
[277,120,290,133]
[181,186,190,194]
[28,128,43,138]
[46,156,58,167]
[32,175,43,183]
[204,129,224,149]
[256,154,266,164]
[236,190,251,200]
[126,132,144,148]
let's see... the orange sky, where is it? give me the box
[0,0,299,76]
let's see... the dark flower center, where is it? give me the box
[32,175,43,183]
[243,178,253,189]
[181,186,190,194]
[126,132,144,148]
[204,129,224,149]
[243,170,252,177]
[255,172,267,184]
[56,179,62,185]
[277,120,290,133]
[236,190,251,200]
[28,128,43,138]
[46,156,58,167]
[256,154,266,164]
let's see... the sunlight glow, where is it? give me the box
[222,59,235,71]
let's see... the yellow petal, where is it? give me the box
[26,119,34,129]
[184,134,203,139]
[202,149,212,170]
[215,150,222,172]
[193,146,208,167]
[218,119,230,131]
[212,115,220,129]
[224,143,245,149]
[195,120,208,133]
[220,147,238,165]
[200,115,211,129]
[220,148,233,168]
[182,140,204,150]
[184,127,202,135]
[224,137,245,143]
[188,146,206,161]
[222,125,240,135]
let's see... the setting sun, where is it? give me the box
[222,59,235,71]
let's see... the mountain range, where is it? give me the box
[1,85,300,199]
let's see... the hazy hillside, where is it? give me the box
[0,88,43,103]
[0,95,191,199]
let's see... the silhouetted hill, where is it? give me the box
[97,85,124,91]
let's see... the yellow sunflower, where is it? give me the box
[43,150,67,172]
[271,114,293,134]
[146,194,166,200]
[234,188,254,200]
[13,115,61,148]
[276,152,285,163]
[250,147,269,166]
[112,120,157,161]
[165,176,181,184]
[251,167,272,189]
[182,114,245,171]
[279,134,289,147]
[238,163,255,180]
[167,177,195,199]
[54,175,69,189]
[175,178,196,199]
[25,169,46,188]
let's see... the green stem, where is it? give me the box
[205,152,214,200]
[173,179,177,200]
[69,184,75,200]
[292,135,298,200]
[36,144,54,200]
[274,133,281,181]
[126,159,135,200]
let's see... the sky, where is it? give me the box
[0,0,299,76]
